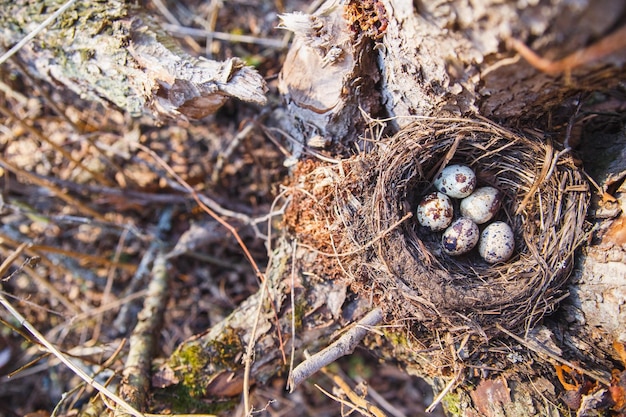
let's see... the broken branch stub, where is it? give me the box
[129,17,268,120]
[277,2,381,154]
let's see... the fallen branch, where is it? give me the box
[287,308,383,392]
[115,251,170,416]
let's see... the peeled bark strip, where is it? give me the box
[0,0,267,120]
[276,1,382,154]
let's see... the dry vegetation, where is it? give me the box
[0,0,442,416]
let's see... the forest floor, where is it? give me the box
[0,0,443,416]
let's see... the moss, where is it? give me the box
[441,392,462,416]
[383,328,409,348]
[169,327,244,398]
[153,383,238,414]
[345,354,373,380]
[287,297,307,331]
[205,327,244,369]
[172,343,211,398]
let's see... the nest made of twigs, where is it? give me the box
[287,117,590,342]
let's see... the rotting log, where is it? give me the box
[0,0,267,120]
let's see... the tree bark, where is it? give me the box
[0,0,267,120]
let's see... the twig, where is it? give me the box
[162,23,286,49]
[90,228,130,345]
[509,25,626,75]
[425,366,463,413]
[314,384,368,416]
[115,251,169,416]
[0,252,144,416]
[0,242,30,278]
[287,308,383,392]
[320,367,387,417]
[288,240,297,383]
[113,209,172,334]
[242,264,270,416]
[0,0,77,66]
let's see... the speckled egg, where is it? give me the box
[479,222,515,263]
[434,164,476,199]
[460,186,502,224]
[441,217,480,255]
[417,192,454,231]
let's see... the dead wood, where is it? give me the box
[0,0,267,120]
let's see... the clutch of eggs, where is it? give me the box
[417,164,514,263]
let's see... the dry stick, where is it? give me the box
[242,269,270,416]
[509,24,626,75]
[314,384,374,417]
[162,23,286,49]
[288,240,297,382]
[6,173,192,209]
[90,227,130,345]
[113,208,173,334]
[151,0,204,55]
[0,250,144,417]
[425,366,464,413]
[15,243,136,273]
[287,307,383,392]
[0,156,105,221]
[59,338,128,414]
[319,367,387,417]
[0,242,30,278]
[496,324,612,386]
[115,252,169,417]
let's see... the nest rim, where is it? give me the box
[330,117,592,338]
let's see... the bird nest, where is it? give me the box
[286,117,590,342]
